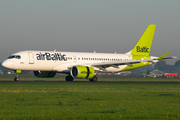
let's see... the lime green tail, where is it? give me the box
[129,24,156,56]
[121,24,156,72]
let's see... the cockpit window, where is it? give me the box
[8,55,21,59]
[8,55,15,59]
[16,55,21,59]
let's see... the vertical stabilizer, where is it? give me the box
[128,24,156,56]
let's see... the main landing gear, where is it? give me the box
[65,75,97,82]
[89,76,97,82]
[65,75,74,81]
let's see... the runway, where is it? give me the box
[0,81,180,84]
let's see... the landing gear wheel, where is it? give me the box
[65,75,74,81]
[89,76,97,82]
[14,77,19,81]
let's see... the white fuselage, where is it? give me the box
[2,50,132,73]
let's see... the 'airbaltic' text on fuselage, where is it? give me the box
[36,52,67,61]
[137,46,149,53]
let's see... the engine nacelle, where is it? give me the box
[70,66,95,79]
[33,71,56,78]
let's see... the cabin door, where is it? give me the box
[28,52,34,64]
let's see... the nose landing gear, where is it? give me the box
[13,70,21,81]
[14,76,19,81]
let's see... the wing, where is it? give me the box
[91,51,177,69]
[91,59,154,69]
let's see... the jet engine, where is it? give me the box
[33,71,56,78]
[70,66,95,79]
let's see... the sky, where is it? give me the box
[0,0,180,64]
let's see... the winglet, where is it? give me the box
[157,51,170,60]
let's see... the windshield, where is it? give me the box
[8,55,21,59]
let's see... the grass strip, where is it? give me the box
[0,84,180,119]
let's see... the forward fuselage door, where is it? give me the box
[28,52,34,64]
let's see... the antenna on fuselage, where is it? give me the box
[94,51,96,53]
[54,49,56,52]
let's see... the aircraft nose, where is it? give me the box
[2,60,13,69]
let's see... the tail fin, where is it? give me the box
[127,24,156,56]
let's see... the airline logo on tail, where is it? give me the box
[136,46,149,53]
[129,24,156,56]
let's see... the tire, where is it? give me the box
[89,76,97,82]
[65,75,74,81]
[14,77,19,81]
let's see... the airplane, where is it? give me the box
[2,24,176,81]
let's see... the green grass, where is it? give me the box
[0,83,180,119]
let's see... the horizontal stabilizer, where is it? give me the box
[157,51,170,60]
[153,51,177,60]
[157,51,177,60]
[160,56,177,59]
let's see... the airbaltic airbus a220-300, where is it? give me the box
[2,24,176,81]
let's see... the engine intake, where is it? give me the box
[33,71,56,78]
[70,66,95,79]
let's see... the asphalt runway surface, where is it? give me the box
[0,81,180,84]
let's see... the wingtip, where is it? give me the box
[172,56,178,59]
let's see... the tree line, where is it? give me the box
[154,59,180,74]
